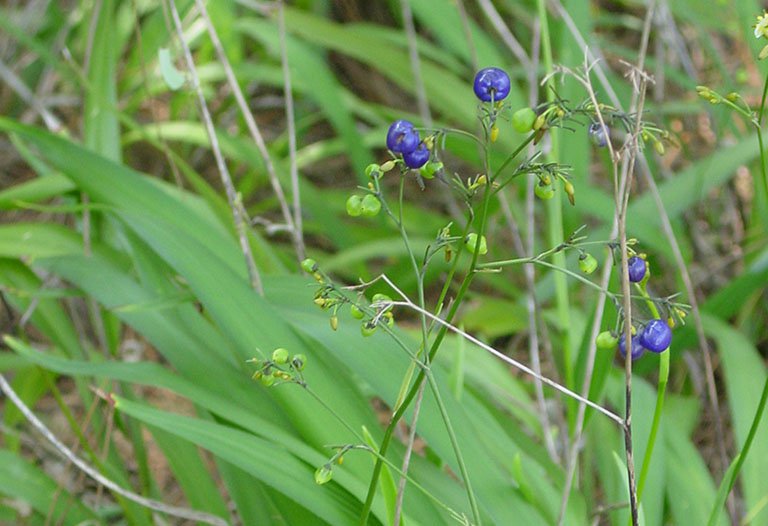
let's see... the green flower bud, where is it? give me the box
[260,374,276,387]
[330,315,338,331]
[380,160,395,172]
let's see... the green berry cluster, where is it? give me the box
[249,348,307,387]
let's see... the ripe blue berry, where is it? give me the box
[473,67,511,102]
[639,319,672,353]
[386,120,420,154]
[627,256,646,283]
[403,143,430,169]
[589,122,609,147]
[618,333,645,360]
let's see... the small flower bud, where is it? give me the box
[653,140,665,156]
[564,181,575,206]
[490,124,499,143]
[380,160,395,172]
[533,113,547,131]
[330,315,339,331]
[314,297,326,308]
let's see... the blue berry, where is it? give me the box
[589,122,609,147]
[403,143,430,169]
[618,333,645,361]
[639,319,672,353]
[473,67,511,102]
[627,256,646,283]
[386,120,420,154]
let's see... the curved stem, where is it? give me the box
[634,283,669,500]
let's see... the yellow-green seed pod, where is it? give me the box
[564,181,575,206]
[490,124,499,143]
[330,315,338,331]
[533,113,547,131]
[654,140,665,156]
[313,297,326,308]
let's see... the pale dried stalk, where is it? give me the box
[193,0,305,261]
[0,373,229,526]
[168,0,264,295]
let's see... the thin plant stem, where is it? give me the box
[358,132,535,525]
[169,0,264,295]
[706,376,768,526]
[192,0,303,261]
[0,373,229,526]
[536,0,574,422]
[382,294,624,426]
[277,0,305,260]
[553,2,732,511]
[635,283,669,500]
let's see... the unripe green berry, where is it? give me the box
[314,466,333,485]
[291,354,307,371]
[364,164,380,178]
[512,107,537,133]
[534,182,555,200]
[260,374,276,387]
[361,194,382,217]
[350,304,365,319]
[578,253,598,274]
[372,293,391,304]
[346,195,363,216]
[464,233,488,255]
[596,331,618,350]
[272,348,289,364]
[301,258,318,274]
[361,321,377,337]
